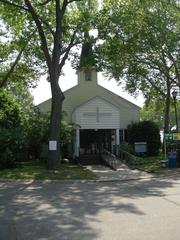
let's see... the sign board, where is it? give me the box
[173,133,180,141]
[49,140,57,151]
[164,133,173,140]
[164,133,180,141]
[134,142,147,153]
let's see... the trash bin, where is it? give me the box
[168,152,177,168]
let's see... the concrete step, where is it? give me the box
[78,154,101,165]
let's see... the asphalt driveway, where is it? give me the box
[1,176,180,240]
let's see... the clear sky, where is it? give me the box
[31,62,144,107]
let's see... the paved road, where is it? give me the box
[1,176,180,240]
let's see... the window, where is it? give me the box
[85,70,92,81]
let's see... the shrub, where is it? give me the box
[127,120,161,156]
[120,141,134,154]
[24,110,49,160]
[0,128,24,169]
[0,91,24,169]
[0,90,21,128]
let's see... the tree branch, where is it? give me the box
[147,77,166,97]
[0,31,35,88]
[52,0,64,67]
[39,16,55,37]
[67,0,83,3]
[0,0,28,11]
[59,31,78,73]
[62,0,68,16]
[39,0,52,6]
[24,0,52,69]
[167,51,180,86]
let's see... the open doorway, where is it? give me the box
[79,129,114,155]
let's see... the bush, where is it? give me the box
[120,141,134,154]
[0,128,24,169]
[0,91,24,169]
[127,121,161,156]
[24,110,49,161]
[24,111,75,161]
[0,90,21,128]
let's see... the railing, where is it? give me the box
[119,148,139,165]
[101,147,142,170]
[101,149,120,170]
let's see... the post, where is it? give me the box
[174,100,178,132]
[115,128,120,155]
[76,128,80,157]
[172,90,179,132]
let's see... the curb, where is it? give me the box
[0,172,180,184]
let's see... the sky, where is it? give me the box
[31,62,144,107]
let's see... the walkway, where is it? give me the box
[86,162,152,181]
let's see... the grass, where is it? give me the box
[0,161,97,180]
[125,154,167,172]
[127,154,180,174]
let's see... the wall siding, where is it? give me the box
[73,97,120,129]
[37,72,140,129]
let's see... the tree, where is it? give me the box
[0,0,99,169]
[0,22,39,89]
[141,99,180,131]
[97,0,180,132]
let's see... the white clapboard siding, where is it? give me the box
[73,97,120,129]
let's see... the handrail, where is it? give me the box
[101,149,120,170]
[119,148,139,164]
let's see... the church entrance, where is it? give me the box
[79,129,114,155]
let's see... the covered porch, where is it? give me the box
[74,128,120,159]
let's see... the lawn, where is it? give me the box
[0,161,97,180]
[123,154,165,172]
[128,154,180,174]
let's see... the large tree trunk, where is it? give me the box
[164,81,171,133]
[47,74,64,170]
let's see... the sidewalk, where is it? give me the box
[86,163,152,181]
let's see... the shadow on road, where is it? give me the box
[0,176,180,239]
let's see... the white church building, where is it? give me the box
[38,68,140,159]
[37,37,140,161]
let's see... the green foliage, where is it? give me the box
[97,0,180,131]
[0,90,21,128]
[141,99,180,130]
[0,90,24,169]
[24,110,75,160]
[98,0,180,89]
[60,120,75,158]
[120,141,134,154]
[24,110,49,160]
[127,120,161,156]
[0,128,24,169]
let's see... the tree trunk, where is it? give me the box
[47,74,64,170]
[164,81,171,133]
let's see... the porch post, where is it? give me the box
[115,128,120,155]
[76,128,80,157]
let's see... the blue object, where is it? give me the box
[168,153,176,168]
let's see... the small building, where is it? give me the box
[37,38,140,160]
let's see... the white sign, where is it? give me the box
[49,141,57,151]
[134,142,147,153]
